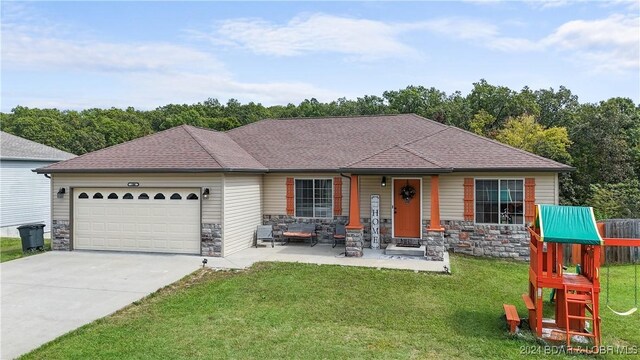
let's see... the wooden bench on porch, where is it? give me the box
[283,223,317,247]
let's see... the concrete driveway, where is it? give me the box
[0,251,204,359]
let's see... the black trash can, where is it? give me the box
[17,223,46,252]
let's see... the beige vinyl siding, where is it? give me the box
[359,176,392,219]
[358,173,557,221]
[51,173,222,223]
[438,172,558,221]
[223,175,262,256]
[359,176,432,220]
[262,173,349,216]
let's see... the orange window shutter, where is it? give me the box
[334,177,342,216]
[525,178,536,224]
[286,177,294,216]
[463,178,474,221]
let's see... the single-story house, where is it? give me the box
[1,131,75,237]
[36,114,572,260]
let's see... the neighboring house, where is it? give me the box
[36,114,572,261]
[1,132,75,237]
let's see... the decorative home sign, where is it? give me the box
[371,194,380,249]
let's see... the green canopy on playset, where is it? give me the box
[534,204,603,245]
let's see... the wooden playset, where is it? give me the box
[505,205,639,353]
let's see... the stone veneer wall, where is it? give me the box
[201,223,222,257]
[423,220,445,261]
[361,217,392,247]
[52,220,71,251]
[442,220,530,261]
[262,216,530,261]
[262,215,348,244]
[345,228,364,257]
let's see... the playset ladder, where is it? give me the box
[562,284,600,353]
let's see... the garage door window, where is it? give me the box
[108,193,118,199]
[79,192,88,199]
[138,193,149,200]
[187,193,198,200]
[123,193,133,199]
[154,193,165,200]
[93,193,103,199]
[170,193,182,200]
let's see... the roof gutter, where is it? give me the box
[33,167,269,174]
[33,166,575,175]
[341,168,453,174]
[450,167,575,173]
[2,157,74,162]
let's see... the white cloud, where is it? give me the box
[0,7,342,110]
[540,14,639,72]
[3,32,228,74]
[403,14,639,73]
[195,13,419,60]
[526,0,572,9]
[205,14,547,57]
[419,17,500,40]
[410,16,543,52]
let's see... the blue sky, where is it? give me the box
[1,1,638,111]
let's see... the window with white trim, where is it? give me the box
[295,179,332,218]
[475,179,524,225]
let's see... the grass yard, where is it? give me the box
[0,237,50,263]
[22,255,639,359]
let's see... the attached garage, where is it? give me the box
[73,188,201,254]
[38,125,268,257]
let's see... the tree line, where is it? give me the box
[1,79,638,218]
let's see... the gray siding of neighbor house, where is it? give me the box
[222,174,262,256]
[1,160,54,235]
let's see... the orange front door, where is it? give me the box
[393,179,421,238]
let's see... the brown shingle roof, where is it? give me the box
[228,114,448,171]
[344,145,447,173]
[401,126,571,171]
[229,114,572,172]
[37,125,266,173]
[37,114,573,174]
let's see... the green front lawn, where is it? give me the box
[0,237,50,263]
[22,255,639,359]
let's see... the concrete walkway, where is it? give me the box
[0,252,201,359]
[1,245,448,359]
[217,243,451,273]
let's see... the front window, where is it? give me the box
[475,179,524,225]
[295,179,332,218]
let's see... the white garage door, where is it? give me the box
[73,188,201,254]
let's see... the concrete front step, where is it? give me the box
[385,244,426,257]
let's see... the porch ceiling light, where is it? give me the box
[203,188,210,199]
[381,176,387,187]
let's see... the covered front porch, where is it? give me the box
[343,174,446,260]
[223,242,450,272]
[262,173,447,262]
